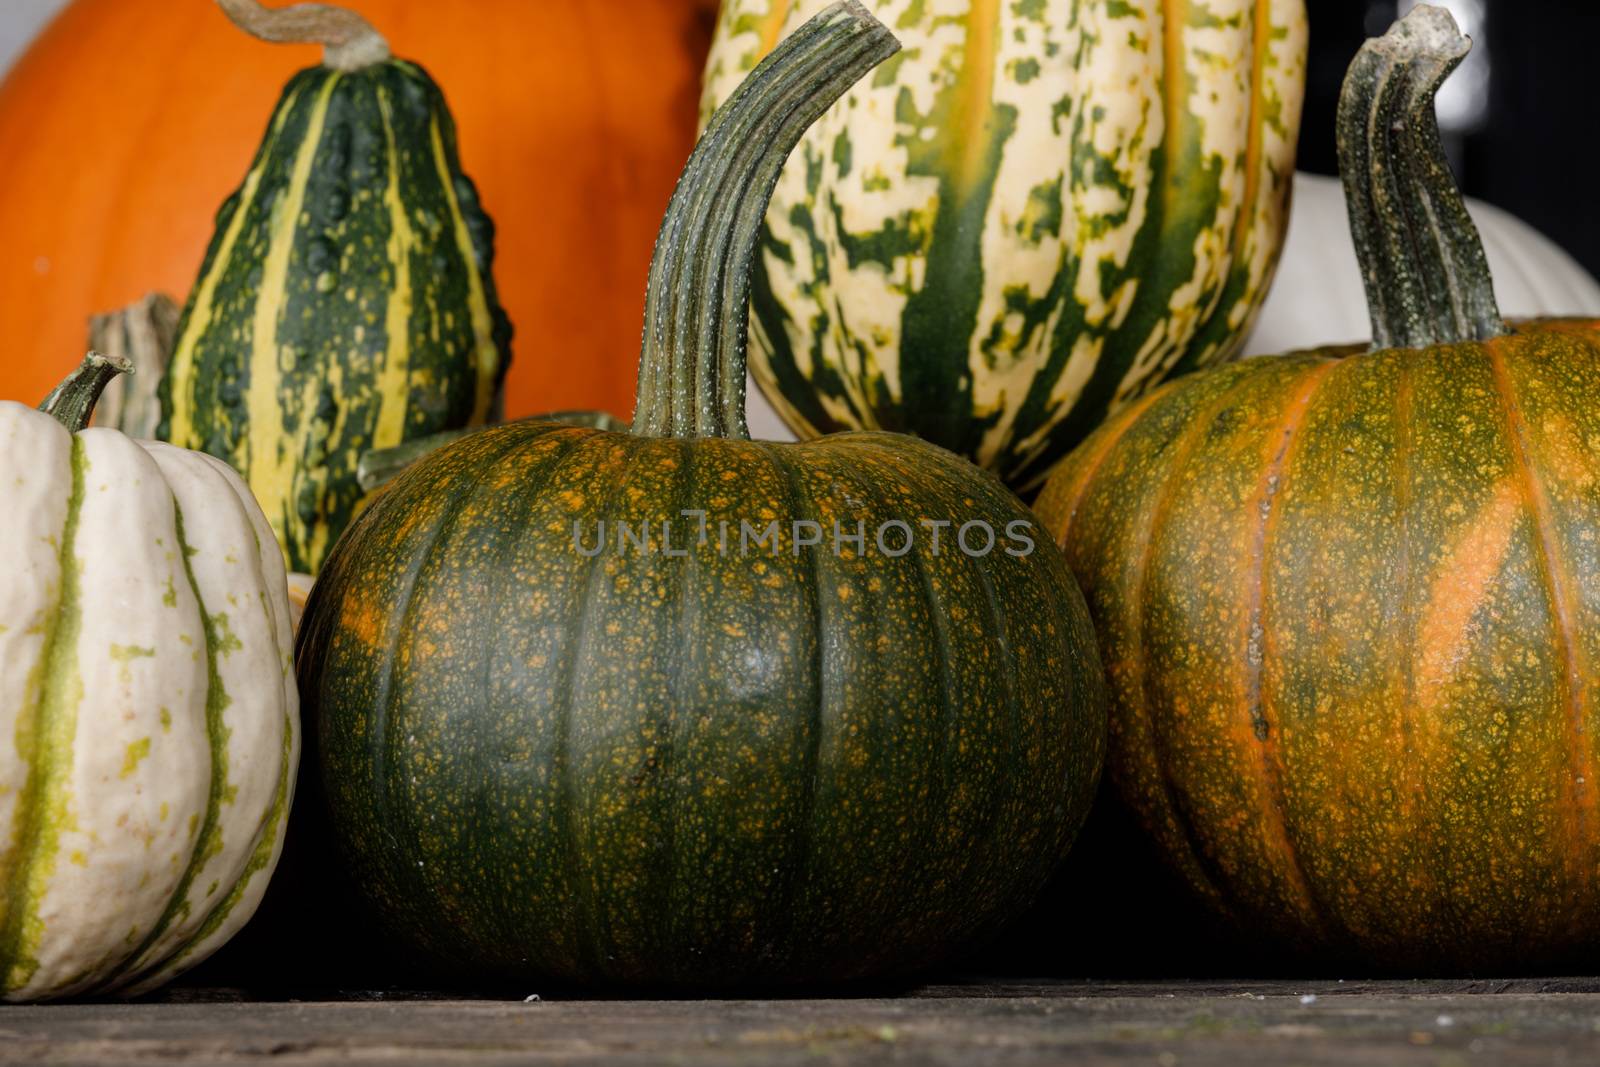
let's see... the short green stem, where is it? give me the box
[40,352,135,433]
[1337,4,1507,350]
[630,0,899,440]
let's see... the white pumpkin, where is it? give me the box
[0,354,298,1001]
[1246,172,1600,354]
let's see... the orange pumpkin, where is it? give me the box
[0,0,717,419]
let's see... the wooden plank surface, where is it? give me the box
[7,979,1600,1065]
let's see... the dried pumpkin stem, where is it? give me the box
[216,0,390,72]
[89,293,181,439]
[1336,3,1506,350]
[40,352,135,433]
[631,0,899,440]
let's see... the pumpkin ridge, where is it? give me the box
[1127,373,1265,911]
[550,435,663,979]
[116,466,299,991]
[904,481,960,873]
[132,705,295,994]
[749,439,828,967]
[1245,358,1339,941]
[406,433,559,936]
[881,442,1055,935]
[0,436,85,994]
[1483,337,1597,900]
[97,501,233,989]
[970,514,1032,924]
[332,428,518,947]
[459,428,594,962]
[1046,385,1172,545]
[658,438,702,973]
[1386,348,1445,944]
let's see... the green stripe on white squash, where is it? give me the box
[0,354,298,1001]
[701,0,1308,490]
[161,0,512,576]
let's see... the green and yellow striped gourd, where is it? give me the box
[161,0,511,574]
[0,355,297,1000]
[702,0,1307,490]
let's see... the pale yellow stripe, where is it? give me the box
[244,74,343,552]
[429,118,500,426]
[950,0,1000,197]
[166,86,306,448]
[372,89,415,451]
[755,0,793,60]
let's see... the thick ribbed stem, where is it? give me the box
[630,1,898,439]
[40,352,135,433]
[1337,4,1506,350]
[216,0,391,71]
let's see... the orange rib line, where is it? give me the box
[1485,337,1597,895]
[1041,385,1172,547]
[1244,359,1339,937]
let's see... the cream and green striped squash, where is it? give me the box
[0,355,297,1001]
[161,1,512,575]
[702,0,1308,490]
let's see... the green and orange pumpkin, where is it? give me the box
[296,1,1105,988]
[1037,5,1600,970]
[701,0,1308,491]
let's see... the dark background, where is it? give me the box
[1298,0,1599,276]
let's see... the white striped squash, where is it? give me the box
[703,0,1309,490]
[0,356,298,1001]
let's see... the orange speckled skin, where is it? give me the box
[297,421,1106,987]
[1035,320,1600,971]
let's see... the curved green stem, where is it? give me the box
[630,0,899,440]
[40,352,135,433]
[1337,4,1506,350]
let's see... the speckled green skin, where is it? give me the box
[1036,320,1600,971]
[297,420,1106,987]
[161,59,512,575]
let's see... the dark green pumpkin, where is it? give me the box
[1037,7,1600,970]
[161,0,512,575]
[295,2,1105,988]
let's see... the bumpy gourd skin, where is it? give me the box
[1038,319,1600,971]
[161,59,512,576]
[298,420,1106,986]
